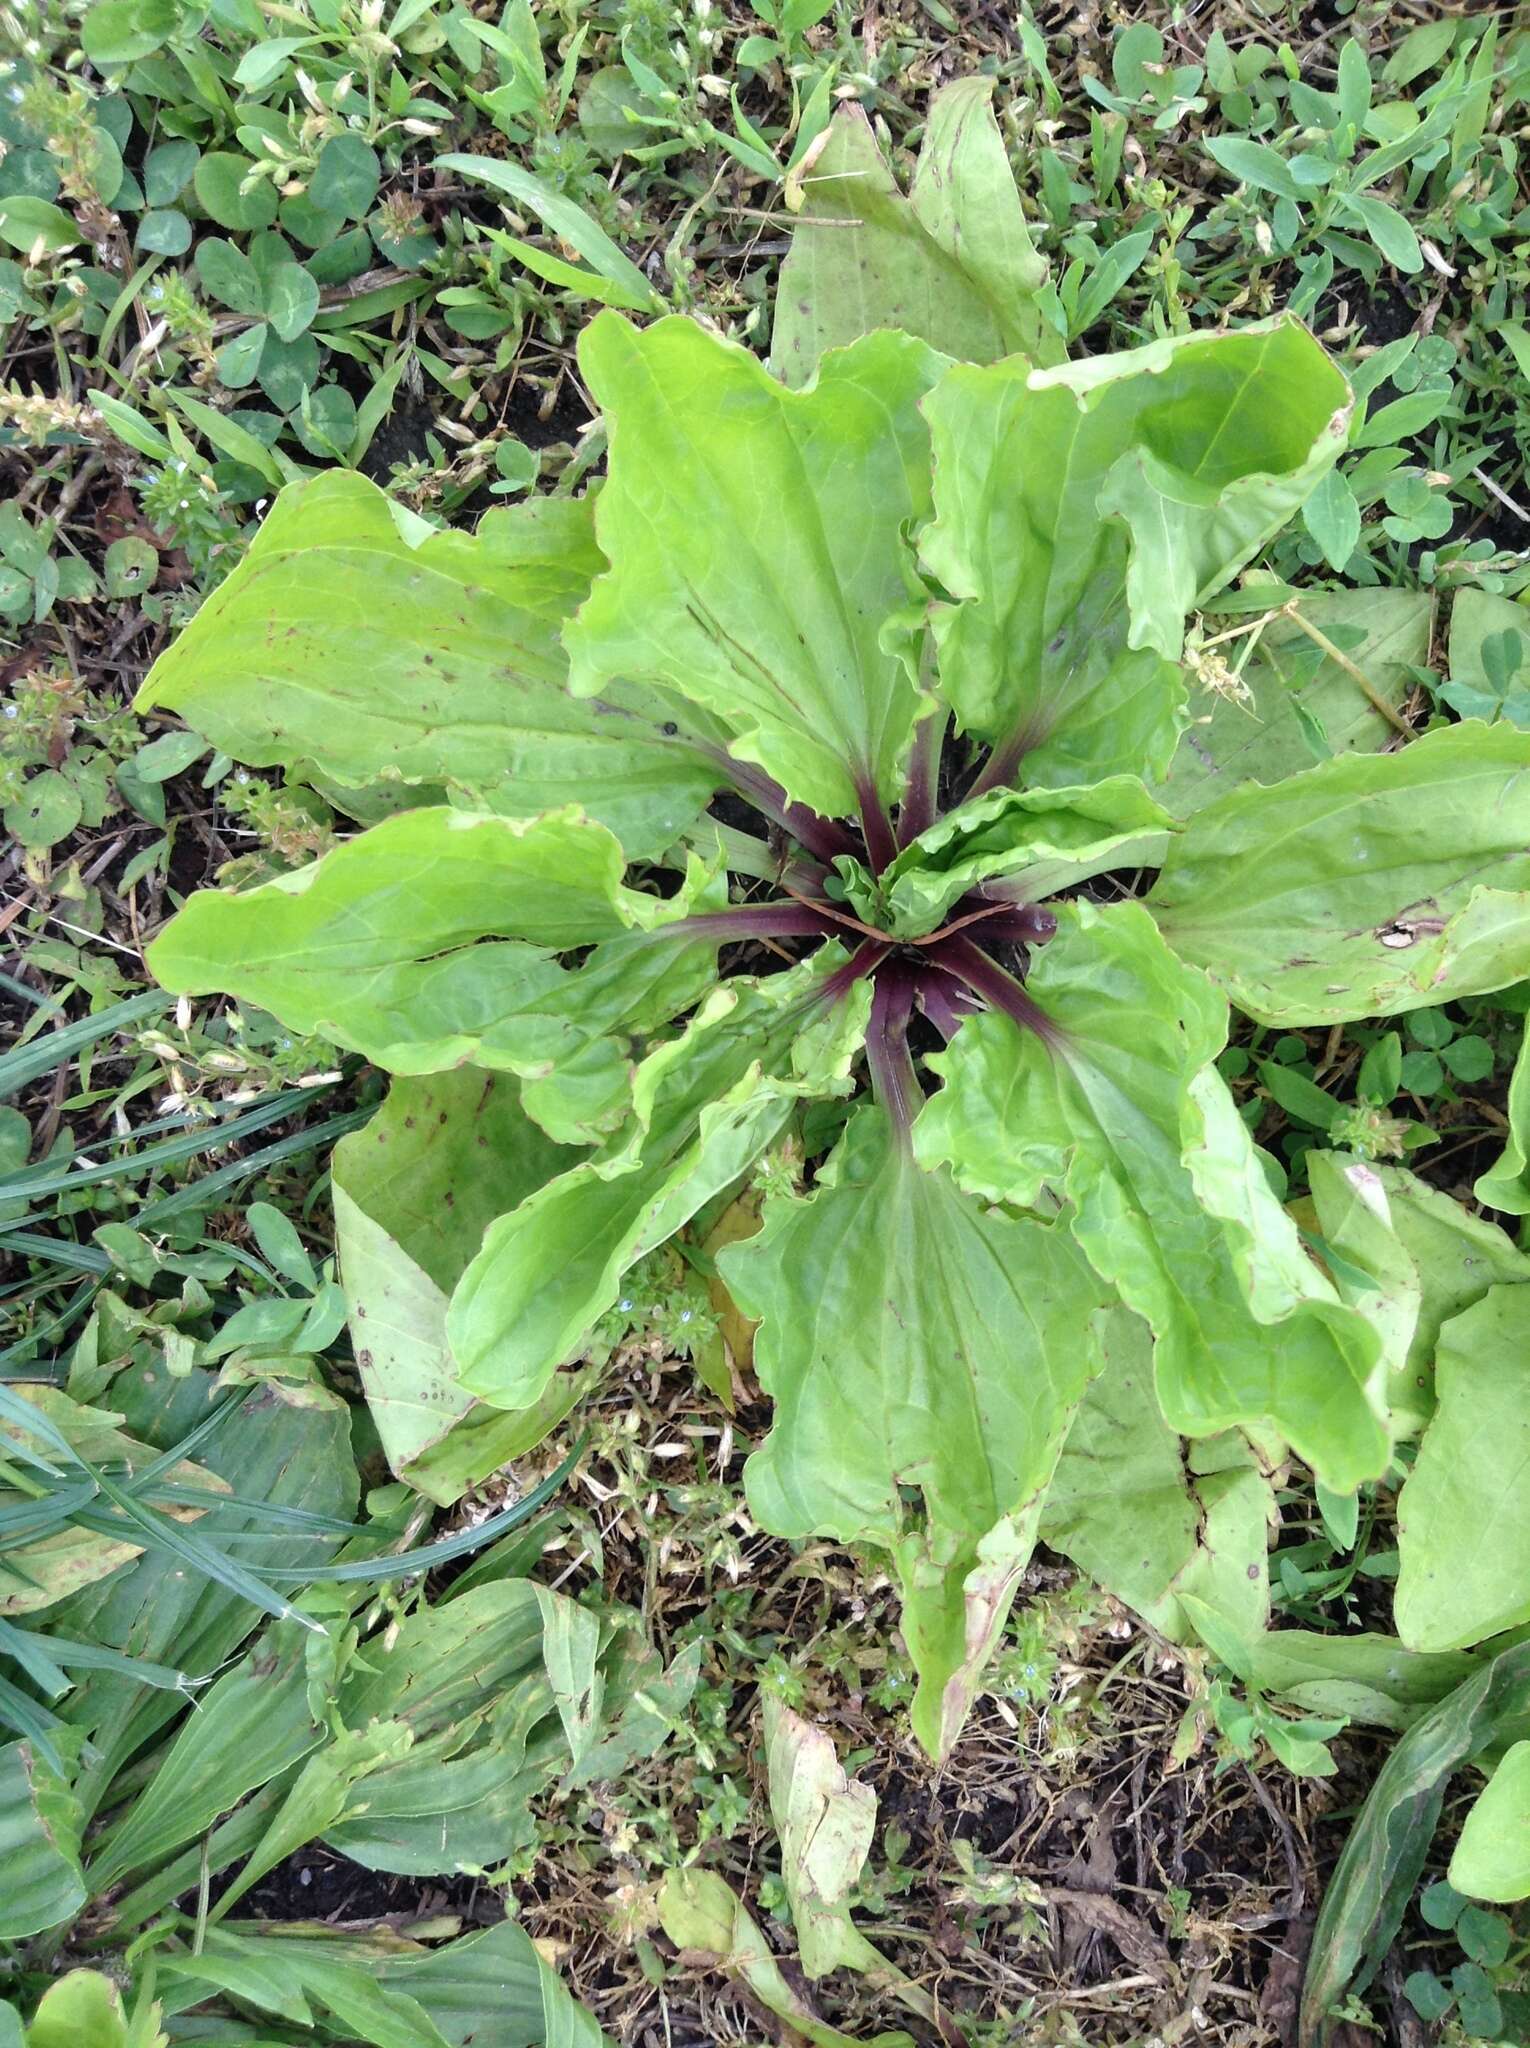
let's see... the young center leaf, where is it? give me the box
[448,960,868,1412]
[134,473,723,859]
[919,318,1352,793]
[565,313,947,823]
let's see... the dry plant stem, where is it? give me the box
[1280,601,1416,737]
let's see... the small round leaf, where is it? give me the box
[144,138,198,206]
[263,260,320,341]
[215,322,268,389]
[104,535,159,598]
[194,152,279,231]
[308,133,380,221]
[6,770,83,850]
[256,330,320,409]
[135,208,192,256]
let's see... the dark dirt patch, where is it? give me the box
[357,398,439,482]
[201,1842,506,1931]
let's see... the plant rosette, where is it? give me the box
[138,308,1530,1756]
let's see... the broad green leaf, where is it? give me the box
[0,195,79,252]
[566,313,947,818]
[333,1073,586,1498]
[656,1870,913,2048]
[1155,590,1434,815]
[1298,1639,1530,2048]
[1450,1742,1530,1902]
[1302,1153,1424,1429]
[0,1739,85,1938]
[1377,1164,1530,1398]
[0,1389,226,1616]
[1150,722,1530,1025]
[917,900,1386,1486]
[1395,1286,1530,1652]
[1245,1632,1479,1733]
[534,1584,603,1772]
[729,1103,1110,1757]
[449,957,866,1411]
[322,1732,548,1879]
[158,1941,316,2028]
[770,78,1058,385]
[147,808,720,1101]
[919,319,1351,787]
[176,1931,453,2048]
[1445,587,1529,724]
[883,775,1175,936]
[1475,1020,1530,1214]
[1041,1308,1271,1650]
[1203,134,1307,202]
[135,474,721,860]
[1300,1155,1530,1431]
[375,1917,614,2046]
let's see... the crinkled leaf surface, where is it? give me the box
[1302,1153,1425,1429]
[332,1072,585,1499]
[726,1103,1110,1756]
[1155,589,1433,815]
[770,79,1057,385]
[1300,1154,1530,1432]
[1396,1284,1530,1652]
[566,313,947,818]
[883,775,1175,935]
[1450,1741,1530,1903]
[915,900,1387,1486]
[919,319,1351,786]
[134,473,720,860]
[1041,1308,1271,1649]
[449,959,865,1411]
[148,808,720,1132]
[1150,722,1530,1025]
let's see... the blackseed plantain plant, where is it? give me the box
[136,87,1530,1820]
